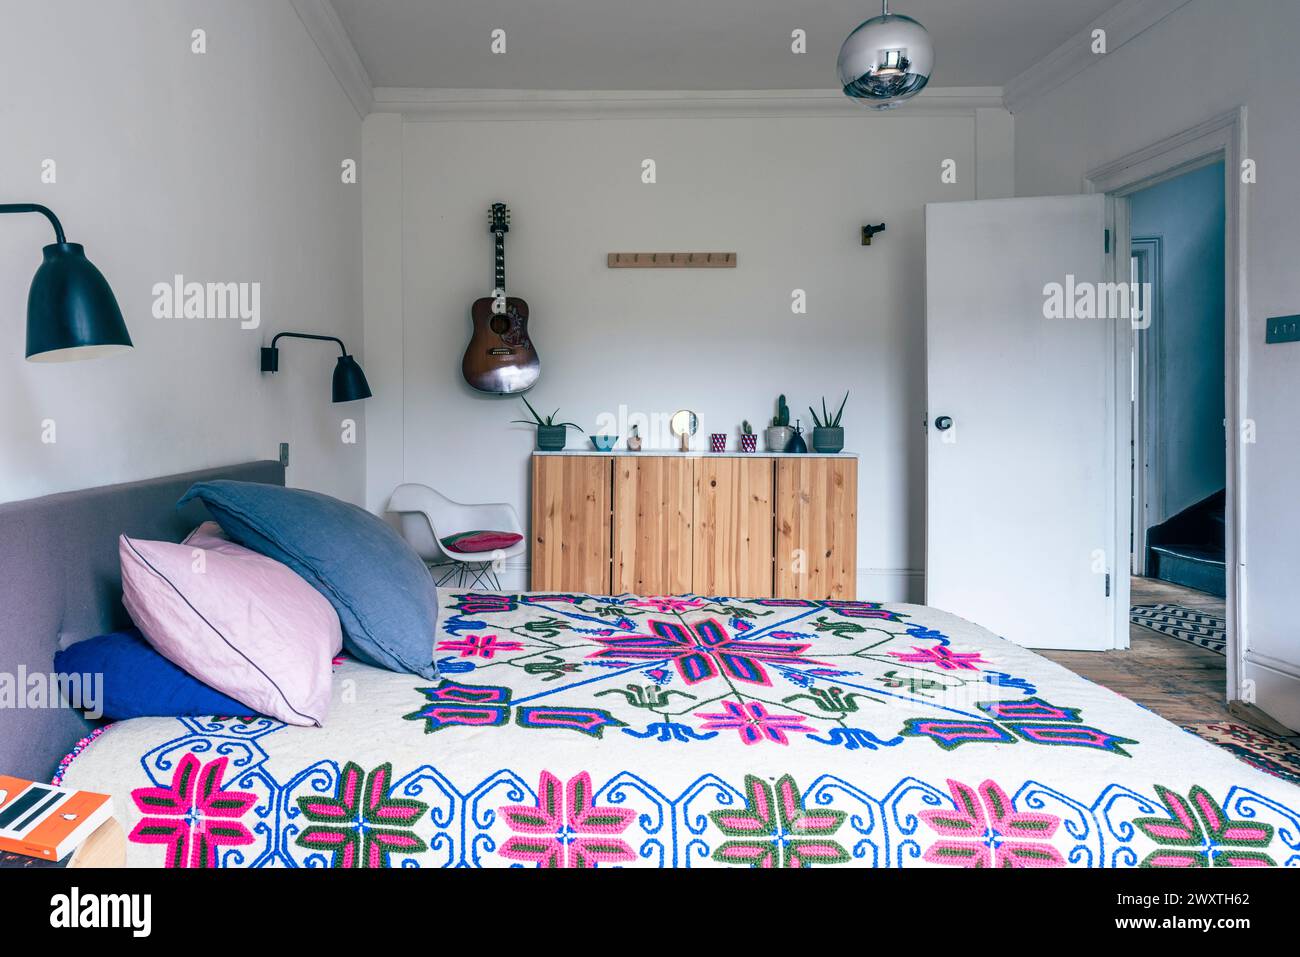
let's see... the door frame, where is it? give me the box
[1085,107,1248,700]
[1129,236,1164,576]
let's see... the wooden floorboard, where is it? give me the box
[1040,577,1236,727]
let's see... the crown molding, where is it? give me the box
[290,0,374,117]
[1003,0,1194,114]
[370,86,1005,121]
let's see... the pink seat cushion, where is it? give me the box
[440,529,524,554]
[119,522,342,727]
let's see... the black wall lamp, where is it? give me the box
[1,203,132,361]
[260,332,372,403]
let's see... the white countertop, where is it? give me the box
[532,449,858,458]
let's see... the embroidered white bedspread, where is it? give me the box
[59,591,1300,868]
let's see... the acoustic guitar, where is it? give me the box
[461,202,541,394]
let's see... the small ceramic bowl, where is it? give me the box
[590,434,618,451]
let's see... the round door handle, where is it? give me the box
[934,416,953,431]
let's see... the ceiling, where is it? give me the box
[329,0,1123,91]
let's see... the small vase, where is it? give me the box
[710,433,727,453]
[740,433,757,453]
[764,426,793,452]
[812,426,844,453]
[536,424,567,451]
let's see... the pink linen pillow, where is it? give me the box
[119,526,342,727]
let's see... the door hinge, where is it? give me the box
[1104,229,1111,254]
[1105,572,1111,597]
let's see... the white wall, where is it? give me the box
[1013,0,1300,726]
[0,0,364,504]
[365,101,1012,599]
[1131,161,1225,526]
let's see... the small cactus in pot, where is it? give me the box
[739,420,757,453]
[764,395,794,452]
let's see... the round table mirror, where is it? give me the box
[669,409,698,452]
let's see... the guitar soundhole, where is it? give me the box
[489,314,510,335]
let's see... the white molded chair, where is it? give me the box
[387,483,526,589]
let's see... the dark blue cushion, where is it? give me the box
[54,630,258,720]
[178,481,438,678]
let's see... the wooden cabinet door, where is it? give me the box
[613,456,693,595]
[775,458,857,599]
[694,457,774,597]
[531,456,612,593]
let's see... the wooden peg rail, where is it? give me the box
[606,252,737,268]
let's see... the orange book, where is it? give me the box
[0,775,112,863]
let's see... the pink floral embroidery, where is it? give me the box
[888,645,987,671]
[497,771,638,868]
[627,596,706,614]
[697,701,814,746]
[919,779,1064,868]
[128,753,257,868]
[437,633,524,659]
[589,618,824,687]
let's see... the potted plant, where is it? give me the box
[764,395,793,452]
[512,395,583,451]
[809,391,848,453]
[739,420,757,453]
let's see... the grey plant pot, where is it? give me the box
[812,426,844,453]
[536,425,567,451]
[764,426,793,452]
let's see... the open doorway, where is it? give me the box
[1129,161,1227,601]
[1079,108,1295,730]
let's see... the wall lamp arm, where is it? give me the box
[269,331,350,357]
[0,204,67,244]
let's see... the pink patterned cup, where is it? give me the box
[740,433,757,453]
[710,433,727,453]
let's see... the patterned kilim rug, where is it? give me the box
[1130,603,1226,655]
[1183,723,1300,787]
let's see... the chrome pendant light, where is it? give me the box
[837,0,934,110]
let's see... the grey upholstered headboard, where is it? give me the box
[0,460,285,781]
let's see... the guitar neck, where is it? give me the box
[494,231,506,293]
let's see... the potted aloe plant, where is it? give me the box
[764,395,793,452]
[809,391,848,453]
[513,396,583,451]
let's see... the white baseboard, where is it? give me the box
[436,561,924,603]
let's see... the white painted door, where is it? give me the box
[925,195,1118,650]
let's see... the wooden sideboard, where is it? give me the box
[530,452,857,599]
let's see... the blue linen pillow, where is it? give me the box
[178,481,439,679]
[54,630,259,720]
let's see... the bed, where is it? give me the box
[59,591,1300,868]
[7,464,1298,868]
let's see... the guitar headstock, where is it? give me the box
[488,202,511,235]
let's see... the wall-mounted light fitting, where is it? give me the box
[861,223,887,245]
[1,203,132,361]
[260,332,372,402]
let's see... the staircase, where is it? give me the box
[1146,490,1226,597]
